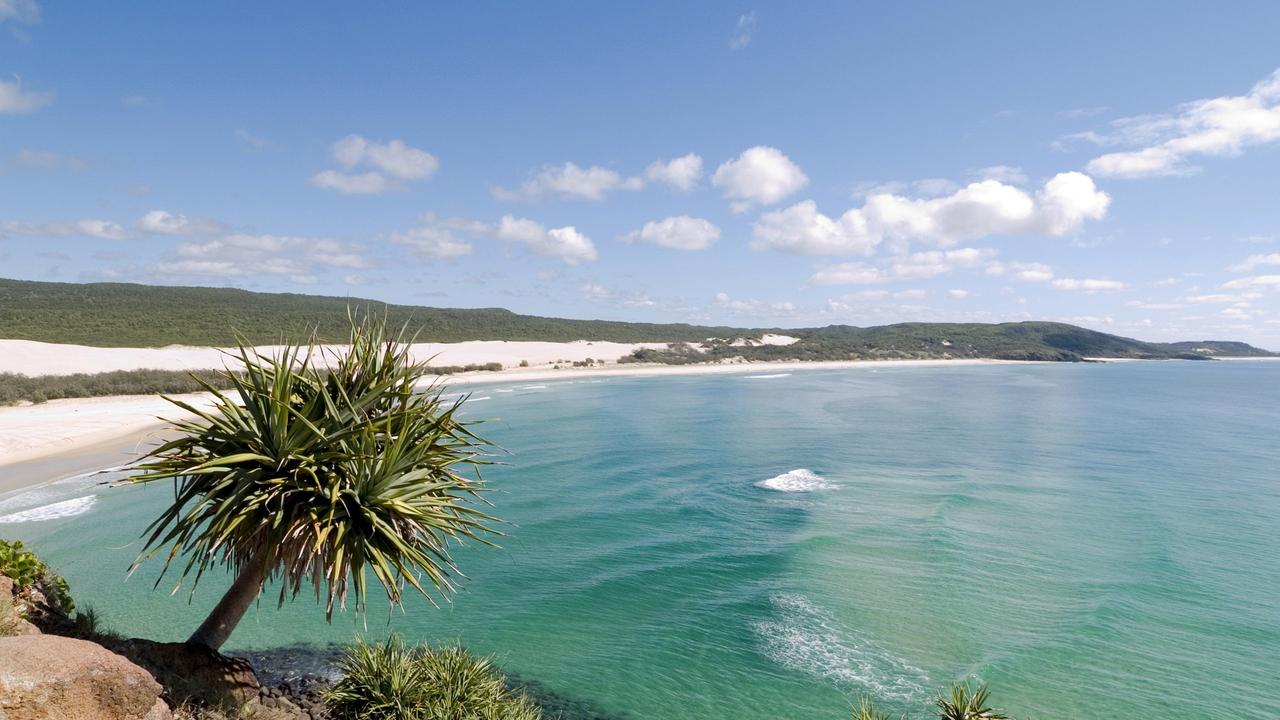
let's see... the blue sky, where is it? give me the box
[2,2,1279,347]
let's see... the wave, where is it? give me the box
[466,396,491,402]
[754,469,838,493]
[744,373,792,379]
[0,495,97,524]
[521,385,548,390]
[754,593,929,702]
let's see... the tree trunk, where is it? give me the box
[187,561,268,650]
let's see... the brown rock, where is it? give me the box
[112,638,261,711]
[0,634,171,720]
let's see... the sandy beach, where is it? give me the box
[0,337,1031,485]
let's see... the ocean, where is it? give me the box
[3,361,1278,719]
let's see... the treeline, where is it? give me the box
[0,363,505,405]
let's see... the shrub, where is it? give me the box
[0,538,74,614]
[325,637,541,720]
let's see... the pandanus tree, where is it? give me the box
[130,316,497,650]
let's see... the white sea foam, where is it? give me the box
[754,469,838,493]
[466,396,491,402]
[0,496,97,524]
[754,593,929,702]
[521,385,548,390]
[744,373,792,379]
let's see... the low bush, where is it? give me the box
[0,369,238,406]
[0,538,74,614]
[325,637,541,720]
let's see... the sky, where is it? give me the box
[2,2,1280,347]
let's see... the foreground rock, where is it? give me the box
[112,638,261,711]
[0,634,170,720]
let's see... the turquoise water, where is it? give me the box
[3,362,1279,719]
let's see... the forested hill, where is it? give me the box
[0,278,1274,361]
[0,278,741,346]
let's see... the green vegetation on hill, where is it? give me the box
[1,278,1274,360]
[0,278,741,346]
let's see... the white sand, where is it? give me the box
[0,338,670,377]
[0,336,1022,475]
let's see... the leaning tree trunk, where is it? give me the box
[187,561,269,650]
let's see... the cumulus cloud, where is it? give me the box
[1082,68,1280,178]
[137,210,224,236]
[0,77,52,114]
[1051,277,1127,292]
[809,248,997,285]
[1,219,128,240]
[1222,274,1280,289]
[713,146,808,211]
[729,12,758,49]
[494,162,643,201]
[645,153,703,191]
[986,261,1055,282]
[390,214,474,260]
[948,289,970,299]
[713,291,797,317]
[496,215,597,264]
[622,215,720,251]
[580,283,656,308]
[153,233,367,280]
[311,135,438,194]
[1228,253,1280,272]
[310,170,391,195]
[755,172,1109,255]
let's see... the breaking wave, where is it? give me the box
[754,593,929,702]
[0,495,97,524]
[754,469,838,493]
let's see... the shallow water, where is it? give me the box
[4,362,1278,719]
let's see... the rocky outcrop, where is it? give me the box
[112,638,262,711]
[0,634,171,720]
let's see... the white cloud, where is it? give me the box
[713,291,797,317]
[0,78,52,114]
[755,172,1108,255]
[644,153,703,191]
[332,135,438,180]
[390,215,474,260]
[1185,293,1259,303]
[974,165,1028,184]
[1228,253,1280,272]
[987,261,1055,282]
[1128,300,1183,310]
[494,162,643,201]
[1,219,128,240]
[496,215,597,264]
[311,135,437,195]
[310,170,392,195]
[1084,68,1280,178]
[137,210,223,236]
[809,248,996,285]
[895,289,928,300]
[0,0,39,24]
[1222,274,1280,289]
[153,233,367,278]
[580,283,656,308]
[623,215,720,251]
[1051,277,1127,292]
[948,289,970,299]
[753,200,876,256]
[713,146,808,211]
[729,12,757,49]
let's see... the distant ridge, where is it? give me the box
[0,278,1274,361]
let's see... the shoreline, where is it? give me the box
[4,354,1278,495]
[0,358,1015,486]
